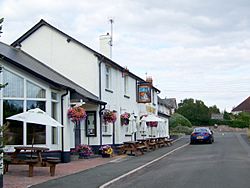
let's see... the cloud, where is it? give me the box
[1,0,250,111]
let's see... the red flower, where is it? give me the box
[68,106,87,124]
[103,110,117,124]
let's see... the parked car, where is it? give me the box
[190,127,214,144]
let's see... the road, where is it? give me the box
[109,132,250,188]
[31,133,250,188]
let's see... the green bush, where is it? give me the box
[170,125,193,135]
[228,120,249,128]
[170,113,192,128]
[208,119,249,128]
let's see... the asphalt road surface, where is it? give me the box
[109,132,250,188]
[31,133,250,188]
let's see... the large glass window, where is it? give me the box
[1,69,60,146]
[27,101,46,111]
[3,70,24,98]
[27,123,46,145]
[3,100,24,145]
[27,81,46,98]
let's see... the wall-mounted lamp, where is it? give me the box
[66,38,71,43]
[15,43,22,49]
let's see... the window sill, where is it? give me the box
[102,134,112,137]
[124,94,130,99]
[105,88,113,93]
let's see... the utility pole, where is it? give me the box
[109,18,114,59]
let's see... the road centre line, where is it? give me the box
[99,142,189,188]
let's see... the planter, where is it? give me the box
[102,153,111,158]
[79,152,90,159]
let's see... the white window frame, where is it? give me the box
[1,66,60,147]
[102,122,112,135]
[124,75,129,95]
[105,65,111,90]
[51,92,59,145]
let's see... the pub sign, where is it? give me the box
[138,82,151,103]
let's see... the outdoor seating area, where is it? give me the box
[4,146,60,177]
[118,137,174,156]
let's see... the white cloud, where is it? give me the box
[1,0,250,111]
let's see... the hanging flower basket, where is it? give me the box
[67,106,87,124]
[146,121,158,127]
[120,112,130,126]
[103,110,117,124]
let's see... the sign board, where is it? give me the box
[85,112,97,137]
[138,82,151,103]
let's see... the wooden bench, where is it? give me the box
[135,145,147,155]
[148,141,157,150]
[156,139,165,148]
[164,139,174,146]
[123,141,147,156]
[115,145,125,155]
[26,157,60,177]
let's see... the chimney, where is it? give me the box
[99,33,112,59]
[146,76,153,85]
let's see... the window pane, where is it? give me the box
[52,127,57,144]
[27,123,46,144]
[124,76,128,94]
[27,81,46,98]
[3,100,23,124]
[106,75,109,88]
[52,102,58,120]
[27,101,46,111]
[4,121,23,145]
[3,100,24,145]
[105,66,110,89]
[51,92,57,100]
[3,70,24,97]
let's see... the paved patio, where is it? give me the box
[4,155,126,188]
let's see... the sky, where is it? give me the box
[1,0,250,112]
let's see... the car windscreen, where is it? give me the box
[194,128,209,132]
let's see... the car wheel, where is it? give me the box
[190,140,195,145]
[209,138,212,144]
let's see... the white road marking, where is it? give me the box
[99,142,189,188]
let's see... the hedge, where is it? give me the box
[208,119,249,128]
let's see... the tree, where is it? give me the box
[209,105,220,115]
[169,113,192,128]
[177,98,211,126]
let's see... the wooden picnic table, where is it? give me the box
[137,138,152,151]
[123,141,147,156]
[4,146,60,177]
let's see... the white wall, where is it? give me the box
[20,26,100,96]
[100,63,139,144]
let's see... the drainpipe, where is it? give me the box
[99,56,105,146]
[61,90,68,162]
[99,105,106,146]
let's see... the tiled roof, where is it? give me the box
[232,96,250,112]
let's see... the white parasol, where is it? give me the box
[140,114,165,122]
[7,108,63,127]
